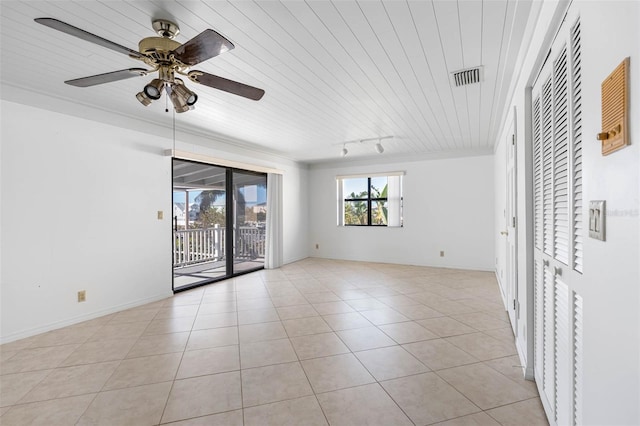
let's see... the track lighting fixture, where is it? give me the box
[335,135,393,157]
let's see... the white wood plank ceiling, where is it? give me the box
[0,1,539,163]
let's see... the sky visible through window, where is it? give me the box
[343,176,387,197]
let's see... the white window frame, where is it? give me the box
[336,171,404,227]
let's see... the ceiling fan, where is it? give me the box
[35,17,265,113]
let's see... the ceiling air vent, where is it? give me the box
[451,66,483,87]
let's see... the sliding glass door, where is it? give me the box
[232,170,267,273]
[172,159,267,292]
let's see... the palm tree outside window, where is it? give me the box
[343,177,389,226]
[338,173,404,227]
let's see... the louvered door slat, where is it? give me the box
[543,268,556,415]
[573,292,584,424]
[542,77,554,257]
[571,20,584,273]
[554,47,569,265]
[555,279,570,425]
[534,96,543,250]
[535,260,544,377]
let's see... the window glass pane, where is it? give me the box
[370,177,388,198]
[233,171,267,273]
[343,178,368,199]
[344,200,368,225]
[372,200,388,225]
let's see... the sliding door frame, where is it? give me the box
[171,158,267,293]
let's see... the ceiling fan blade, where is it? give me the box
[35,18,145,59]
[189,71,264,101]
[172,29,235,66]
[65,68,149,87]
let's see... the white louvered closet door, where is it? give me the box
[531,14,584,426]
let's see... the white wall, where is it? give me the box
[0,100,309,343]
[579,2,639,423]
[308,154,494,270]
[494,0,640,423]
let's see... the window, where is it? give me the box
[337,172,403,227]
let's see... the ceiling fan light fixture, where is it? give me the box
[143,78,164,100]
[34,17,265,111]
[169,84,190,113]
[136,91,153,106]
[158,66,175,83]
[172,80,198,106]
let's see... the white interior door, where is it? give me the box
[531,13,584,425]
[505,117,518,334]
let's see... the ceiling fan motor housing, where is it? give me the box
[138,37,181,61]
[138,37,188,81]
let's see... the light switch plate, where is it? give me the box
[157,210,163,220]
[589,200,605,241]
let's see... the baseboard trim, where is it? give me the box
[308,255,494,272]
[0,292,172,344]
[494,269,508,309]
[283,255,310,265]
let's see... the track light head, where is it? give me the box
[341,146,348,157]
[375,142,384,154]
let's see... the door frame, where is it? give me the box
[171,157,267,293]
[505,107,519,335]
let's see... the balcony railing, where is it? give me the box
[173,226,265,268]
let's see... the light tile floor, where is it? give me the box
[0,258,549,425]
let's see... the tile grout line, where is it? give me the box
[157,287,205,424]
[283,302,332,426]
[0,262,542,424]
[234,278,248,426]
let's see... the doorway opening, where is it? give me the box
[172,158,267,292]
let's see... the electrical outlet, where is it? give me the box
[77,290,86,303]
[440,251,445,257]
[315,244,319,249]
